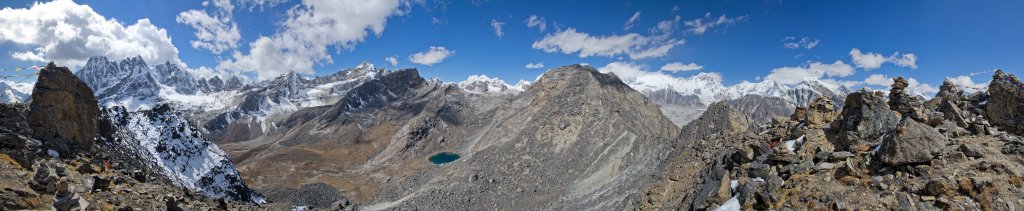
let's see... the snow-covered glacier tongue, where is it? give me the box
[99,104,264,203]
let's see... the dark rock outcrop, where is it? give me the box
[26,63,100,156]
[794,97,838,127]
[985,69,1024,135]
[878,118,947,166]
[680,101,756,141]
[832,90,900,151]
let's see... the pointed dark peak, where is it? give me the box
[322,68,425,118]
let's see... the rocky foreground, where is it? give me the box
[0,63,263,210]
[641,72,1024,210]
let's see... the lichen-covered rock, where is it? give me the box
[878,118,947,166]
[985,69,1024,135]
[832,90,900,151]
[26,63,100,156]
[805,97,838,127]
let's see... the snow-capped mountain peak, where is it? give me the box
[457,75,528,94]
[0,80,33,103]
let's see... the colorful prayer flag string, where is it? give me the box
[0,64,46,72]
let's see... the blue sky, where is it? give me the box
[1,0,1022,93]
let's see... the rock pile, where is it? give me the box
[888,77,927,121]
[831,90,900,151]
[985,69,1024,135]
[645,72,1024,210]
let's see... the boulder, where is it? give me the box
[985,69,1024,135]
[26,63,100,156]
[805,97,838,127]
[878,118,948,166]
[939,100,968,127]
[832,90,901,151]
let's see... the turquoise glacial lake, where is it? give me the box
[429,152,460,164]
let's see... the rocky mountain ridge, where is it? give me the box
[0,63,264,209]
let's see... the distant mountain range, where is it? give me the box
[2,56,849,127]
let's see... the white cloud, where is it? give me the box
[431,17,447,25]
[0,0,184,69]
[864,74,893,86]
[236,0,288,10]
[849,48,886,70]
[490,19,505,39]
[763,60,855,85]
[385,56,398,66]
[176,0,240,54]
[525,62,544,69]
[217,0,407,80]
[683,12,748,35]
[888,52,918,69]
[782,36,820,49]
[189,65,242,80]
[660,62,702,73]
[11,51,46,62]
[850,48,919,70]
[408,46,453,66]
[671,5,680,13]
[624,11,641,30]
[651,15,682,36]
[525,15,546,32]
[531,28,684,60]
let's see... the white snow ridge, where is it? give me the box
[100,104,265,203]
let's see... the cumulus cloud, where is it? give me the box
[525,15,546,32]
[683,12,748,35]
[624,11,641,30]
[176,0,240,54]
[864,74,893,86]
[888,52,918,69]
[660,62,702,73]
[11,51,46,62]
[385,56,398,66]
[525,62,544,69]
[0,0,183,69]
[189,66,242,80]
[531,28,684,60]
[782,36,820,49]
[850,48,919,70]
[849,48,886,70]
[408,46,453,66]
[490,19,505,39]
[763,60,855,85]
[217,0,407,80]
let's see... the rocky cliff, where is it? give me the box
[27,63,100,157]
